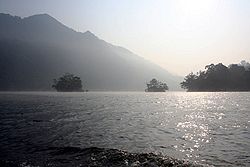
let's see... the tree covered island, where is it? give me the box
[52,73,83,92]
[181,61,250,92]
[145,78,169,92]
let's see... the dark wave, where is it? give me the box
[0,147,207,167]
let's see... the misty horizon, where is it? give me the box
[1,12,249,92]
[1,0,250,76]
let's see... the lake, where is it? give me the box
[0,92,249,166]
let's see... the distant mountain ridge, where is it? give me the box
[0,13,182,91]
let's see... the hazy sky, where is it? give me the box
[1,0,250,76]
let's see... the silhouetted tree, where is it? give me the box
[146,78,169,92]
[180,72,198,91]
[52,73,82,92]
[181,61,250,91]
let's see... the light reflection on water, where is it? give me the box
[0,91,249,166]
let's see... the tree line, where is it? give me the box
[52,60,250,92]
[181,60,250,91]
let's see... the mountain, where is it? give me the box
[0,13,182,91]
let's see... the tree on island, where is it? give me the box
[52,73,83,92]
[146,78,169,92]
[181,60,250,92]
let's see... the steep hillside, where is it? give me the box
[0,13,182,91]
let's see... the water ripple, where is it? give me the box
[0,91,249,166]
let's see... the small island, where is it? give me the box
[145,78,169,92]
[181,61,250,92]
[52,73,83,92]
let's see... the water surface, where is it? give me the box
[0,92,249,166]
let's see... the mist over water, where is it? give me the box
[0,92,249,166]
